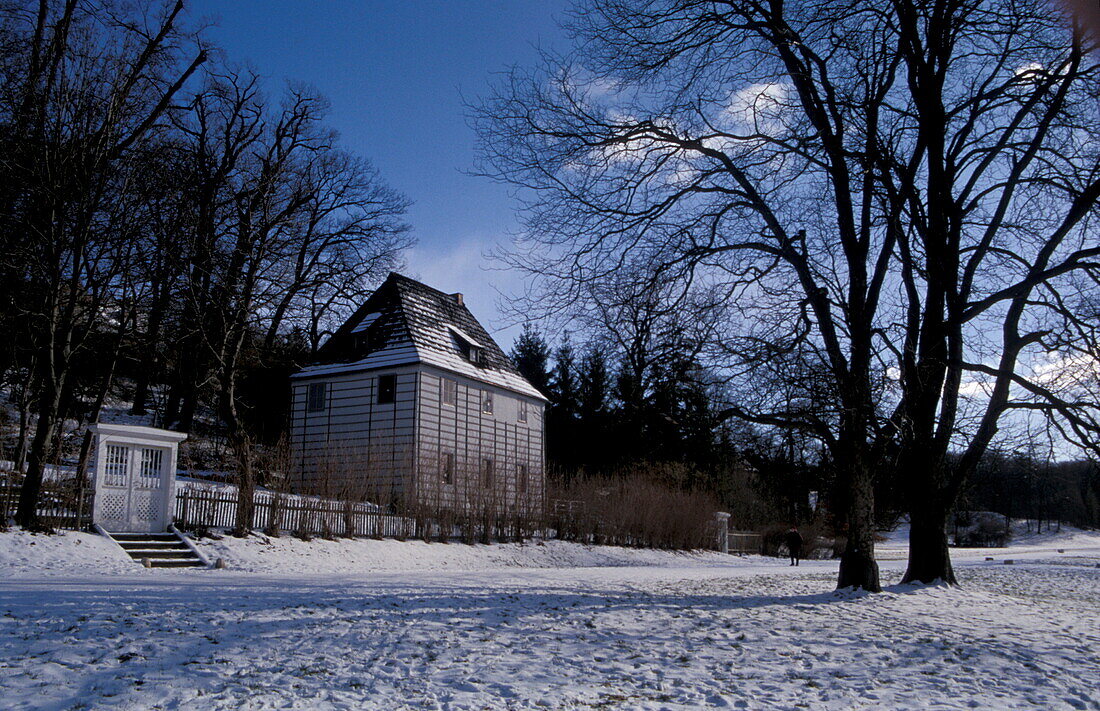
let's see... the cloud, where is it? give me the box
[1013,62,1047,81]
[722,82,792,132]
[554,67,626,102]
[1028,351,1099,389]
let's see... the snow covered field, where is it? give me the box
[2,531,1099,710]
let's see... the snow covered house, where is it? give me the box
[289,273,547,515]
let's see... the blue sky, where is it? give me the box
[187,1,570,347]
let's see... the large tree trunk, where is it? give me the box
[131,290,167,416]
[177,386,199,432]
[231,431,255,537]
[130,372,151,417]
[836,455,881,592]
[902,502,956,585]
[221,337,254,536]
[164,365,199,431]
[75,337,121,481]
[13,380,33,473]
[14,378,63,528]
[162,377,182,429]
[899,444,959,584]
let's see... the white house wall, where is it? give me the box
[414,366,545,515]
[289,364,545,514]
[289,366,420,503]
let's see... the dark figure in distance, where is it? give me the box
[785,527,804,566]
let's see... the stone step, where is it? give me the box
[123,549,197,559]
[143,558,206,568]
[111,533,178,541]
[101,530,209,569]
[117,541,190,551]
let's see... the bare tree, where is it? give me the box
[0,0,205,527]
[163,72,408,534]
[475,0,1099,590]
[878,2,1099,584]
[0,3,410,531]
[259,147,411,355]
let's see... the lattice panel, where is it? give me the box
[134,497,159,522]
[100,493,127,522]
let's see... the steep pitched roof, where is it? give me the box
[293,273,547,401]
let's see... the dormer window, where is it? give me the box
[449,326,483,365]
[351,312,382,353]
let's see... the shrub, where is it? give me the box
[548,468,722,550]
[953,511,1011,547]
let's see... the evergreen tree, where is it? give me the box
[547,333,580,477]
[509,323,552,396]
[550,333,578,418]
[577,346,609,421]
[577,345,612,472]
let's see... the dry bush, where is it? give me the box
[953,511,1011,547]
[294,512,314,541]
[2,472,90,533]
[549,468,722,550]
[257,437,294,537]
[413,452,546,545]
[267,443,550,545]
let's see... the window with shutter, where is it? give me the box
[307,382,327,412]
[441,451,455,485]
[378,374,397,404]
[482,458,494,489]
[442,378,457,406]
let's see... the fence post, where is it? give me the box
[2,478,11,523]
[714,512,731,554]
[75,474,87,530]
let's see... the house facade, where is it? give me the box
[289,273,547,515]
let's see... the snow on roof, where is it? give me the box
[447,324,482,349]
[89,423,188,444]
[350,312,381,333]
[293,273,548,401]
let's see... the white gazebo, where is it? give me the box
[90,423,187,533]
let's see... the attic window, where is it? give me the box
[352,312,383,353]
[351,312,381,334]
[449,326,483,365]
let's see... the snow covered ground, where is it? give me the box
[2,530,1098,710]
